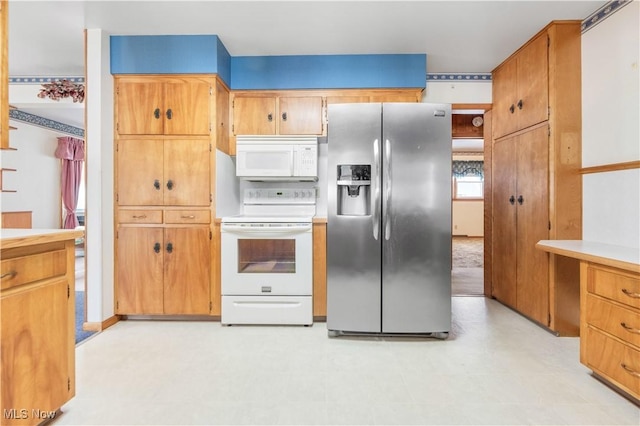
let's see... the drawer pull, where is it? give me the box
[181,215,196,219]
[1,271,17,279]
[621,363,640,378]
[132,215,147,219]
[621,288,640,299]
[620,322,640,335]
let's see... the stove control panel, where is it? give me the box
[244,188,317,205]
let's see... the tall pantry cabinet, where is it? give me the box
[491,21,582,336]
[114,75,229,316]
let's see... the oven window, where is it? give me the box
[238,239,296,273]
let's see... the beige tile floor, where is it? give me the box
[54,297,639,425]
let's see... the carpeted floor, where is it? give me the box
[75,253,96,344]
[75,291,96,344]
[452,237,484,296]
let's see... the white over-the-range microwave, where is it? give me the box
[235,135,318,181]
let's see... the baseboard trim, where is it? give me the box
[82,315,120,332]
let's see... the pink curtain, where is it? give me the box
[55,136,85,229]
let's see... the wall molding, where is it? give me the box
[427,73,491,82]
[9,109,84,138]
[580,160,640,174]
[582,0,632,33]
[9,76,85,84]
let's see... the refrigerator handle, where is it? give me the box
[384,138,391,240]
[372,138,380,240]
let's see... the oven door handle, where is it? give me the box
[221,224,312,235]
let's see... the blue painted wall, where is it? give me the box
[230,54,426,90]
[111,35,230,85]
[111,35,426,90]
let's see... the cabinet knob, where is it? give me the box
[166,242,173,254]
[517,195,524,205]
[509,195,515,205]
[166,109,173,120]
[282,112,288,121]
[154,179,161,190]
[153,242,161,254]
[154,108,161,119]
[166,180,174,190]
[517,99,523,110]
[267,113,273,122]
[509,104,515,114]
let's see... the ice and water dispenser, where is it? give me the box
[336,165,371,216]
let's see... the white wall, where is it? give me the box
[1,121,62,228]
[85,28,115,323]
[581,2,640,249]
[422,80,492,104]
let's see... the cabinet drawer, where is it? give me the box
[164,210,210,224]
[587,294,640,349]
[588,265,640,310]
[1,250,67,290]
[118,210,163,224]
[585,327,640,398]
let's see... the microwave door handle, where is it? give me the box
[291,148,296,176]
[372,138,380,240]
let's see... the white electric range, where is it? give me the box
[221,188,316,325]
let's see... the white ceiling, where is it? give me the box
[8,0,606,131]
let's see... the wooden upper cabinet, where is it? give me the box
[232,95,323,136]
[279,96,323,135]
[233,96,276,135]
[492,31,549,139]
[116,77,211,136]
[215,80,230,152]
[163,81,211,135]
[117,138,210,206]
[515,34,549,131]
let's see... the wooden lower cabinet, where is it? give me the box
[313,221,327,319]
[492,125,550,326]
[1,230,82,425]
[116,225,210,315]
[582,262,640,402]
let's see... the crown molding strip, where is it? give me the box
[582,0,632,34]
[427,73,491,82]
[9,109,84,138]
[9,76,85,84]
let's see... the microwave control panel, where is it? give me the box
[295,145,318,177]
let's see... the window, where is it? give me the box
[453,176,484,199]
[452,159,484,200]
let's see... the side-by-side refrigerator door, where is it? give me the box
[381,103,452,333]
[327,103,382,333]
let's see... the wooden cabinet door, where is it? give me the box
[492,57,518,139]
[233,96,276,135]
[117,139,164,206]
[1,278,69,417]
[117,82,164,135]
[516,34,549,131]
[370,94,418,103]
[215,80,230,153]
[163,139,210,206]
[515,125,550,325]
[326,95,370,105]
[164,227,210,314]
[491,137,517,308]
[116,227,164,314]
[279,96,323,135]
[163,81,211,136]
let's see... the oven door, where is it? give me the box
[221,222,313,295]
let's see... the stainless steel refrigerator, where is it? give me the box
[326,103,452,337]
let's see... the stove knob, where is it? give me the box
[300,191,305,199]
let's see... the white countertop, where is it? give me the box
[1,229,84,249]
[536,240,640,272]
